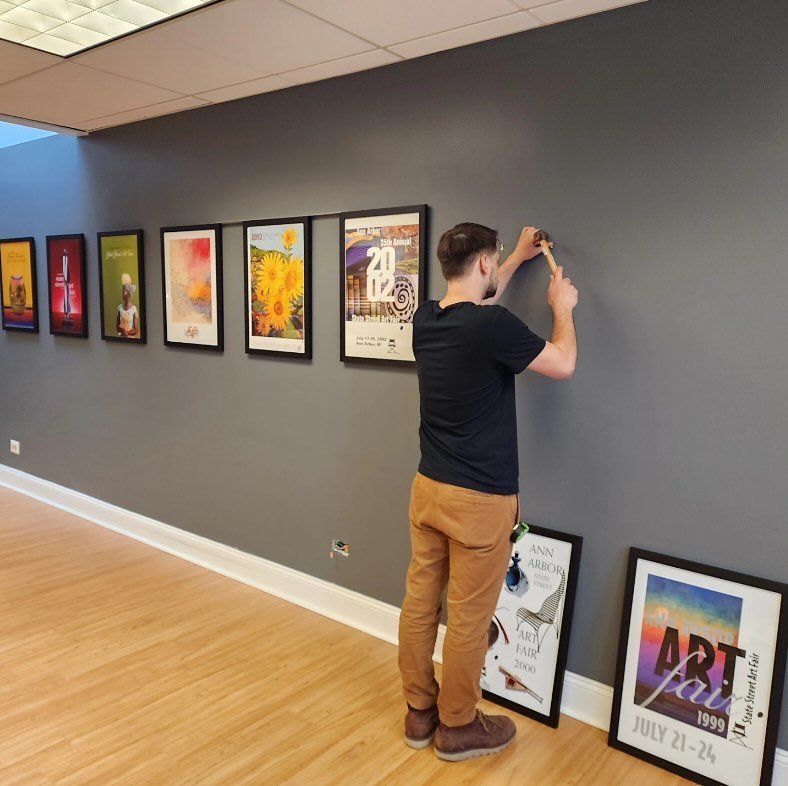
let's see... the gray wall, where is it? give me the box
[1,0,786,747]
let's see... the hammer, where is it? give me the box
[533,229,558,275]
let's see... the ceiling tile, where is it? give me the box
[286,0,521,47]
[194,74,293,104]
[0,61,181,126]
[168,0,374,73]
[2,5,62,32]
[135,0,204,12]
[0,18,38,42]
[83,94,209,128]
[523,0,645,25]
[101,0,166,26]
[70,9,135,35]
[389,11,542,59]
[22,32,79,53]
[0,38,61,83]
[21,0,92,22]
[283,49,400,85]
[0,1,14,13]
[45,20,106,45]
[69,0,125,8]
[74,26,270,93]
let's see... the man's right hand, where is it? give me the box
[547,266,578,313]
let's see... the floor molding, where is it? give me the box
[1,464,785,784]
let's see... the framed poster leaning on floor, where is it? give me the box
[609,548,787,786]
[482,524,583,728]
[340,204,426,364]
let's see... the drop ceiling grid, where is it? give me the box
[0,0,215,57]
[0,0,647,132]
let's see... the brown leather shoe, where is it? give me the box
[404,704,440,749]
[434,710,516,761]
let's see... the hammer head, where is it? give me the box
[533,229,553,247]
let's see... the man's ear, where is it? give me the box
[477,253,491,276]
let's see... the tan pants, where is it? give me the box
[398,472,518,727]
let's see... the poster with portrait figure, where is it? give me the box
[98,230,146,343]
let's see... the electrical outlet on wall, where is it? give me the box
[9,439,20,455]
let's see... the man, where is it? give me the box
[397,222,578,761]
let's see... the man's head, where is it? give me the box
[437,222,501,299]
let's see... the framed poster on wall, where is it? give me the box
[482,525,583,727]
[0,236,39,332]
[609,548,787,786]
[339,204,426,363]
[160,224,223,351]
[97,230,146,343]
[46,234,87,338]
[243,217,311,359]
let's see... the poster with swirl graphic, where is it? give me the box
[340,205,426,363]
[243,217,311,359]
[0,237,38,332]
[482,525,583,728]
[47,234,87,337]
[609,549,787,786]
[161,225,223,351]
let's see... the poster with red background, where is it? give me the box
[47,234,87,337]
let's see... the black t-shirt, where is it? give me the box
[413,300,546,495]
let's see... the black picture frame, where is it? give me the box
[46,233,88,338]
[242,216,312,360]
[97,229,147,344]
[482,524,583,728]
[339,204,427,365]
[609,548,787,786]
[0,236,39,333]
[160,224,223,352]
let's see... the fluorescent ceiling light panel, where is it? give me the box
[0,0,216,55]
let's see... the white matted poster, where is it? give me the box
[482,525,583,727]
[340,205,426,364]
[609,549,788,786]
[160,224,223,351]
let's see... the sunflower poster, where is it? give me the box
[160,224,223,351]
[340,205,426,364]
[243,218,310,358]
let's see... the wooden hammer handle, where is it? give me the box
[539,240,558,274]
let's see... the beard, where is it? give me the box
[484,270,499,300]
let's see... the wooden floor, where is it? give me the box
[0,487,690,785]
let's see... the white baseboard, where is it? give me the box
[1,464,785,785]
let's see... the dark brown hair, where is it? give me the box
[436,222,498,281]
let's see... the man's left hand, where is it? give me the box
[514,226,544,262]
